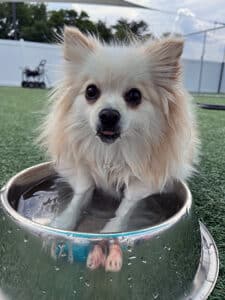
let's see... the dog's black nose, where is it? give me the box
[99,109,121,127]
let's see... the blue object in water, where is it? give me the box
[54,241,91,263]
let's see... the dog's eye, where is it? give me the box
[124,88,142,107]
[85,84,100,101]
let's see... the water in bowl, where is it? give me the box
[17,175,182,232]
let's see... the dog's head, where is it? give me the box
[62,27,184,146]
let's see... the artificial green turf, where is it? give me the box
[0,86,46,185]
[0,87,224,299]
[191,95,225,299]
[195,94,225,105]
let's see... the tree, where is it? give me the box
[74,11,97,35]
[0,3,52,42]
[47,9,97,42]
[112,18,150,42]
[47,9,78,36]
[19,4,52,42]
[47,9,114,43]
[21,20,52,43]
[0,3,12,39]
[0,3,152,44]
[95,20,113,43]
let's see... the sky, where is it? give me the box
[46,0,225,62]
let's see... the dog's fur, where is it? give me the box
[39,27,199,232]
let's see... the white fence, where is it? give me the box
[0,39,62,88]
[0,38,225,93]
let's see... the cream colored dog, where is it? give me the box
[40,27,198,233]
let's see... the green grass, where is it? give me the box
[0,87,225,299]
[191,94,225,299]
[194,94,225,105]
[0,86,46,185]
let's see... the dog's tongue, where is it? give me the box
[101,131,115,136]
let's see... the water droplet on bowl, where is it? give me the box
[42,290,46,295]
[127,246,132,253]
[7,230,12,234]
[73,290,77,294]
[79,276,83,280]
[24,238,28,243]
[153,292,159,299]
[54,266,60,271]
[164,245,171,251]
[142,260,147,264]
[84,281,90,287]
[164,246,171,251]
[128,276,132,281]
[128,262,132,266]
[128,256,136,260]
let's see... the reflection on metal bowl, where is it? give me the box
[0,162,219,300]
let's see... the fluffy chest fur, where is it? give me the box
[76,137,136,191]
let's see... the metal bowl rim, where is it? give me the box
[194,222,220,299]
[1,162,192,239]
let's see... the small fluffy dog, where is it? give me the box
[40,27,198,233]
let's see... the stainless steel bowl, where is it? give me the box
[0,162,219,300]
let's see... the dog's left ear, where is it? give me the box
[64,26,96,62]
[144,38,184,86]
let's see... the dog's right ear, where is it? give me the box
[64,26,96,62]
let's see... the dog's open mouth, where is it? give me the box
[97,130,120,144]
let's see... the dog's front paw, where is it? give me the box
[101,219,122,233]
[49,213,78,230]
[105,244,123,272]
[32,217,52,226]
[32,216,76,230]
[49,219,75,230]
[86,245,106,270]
